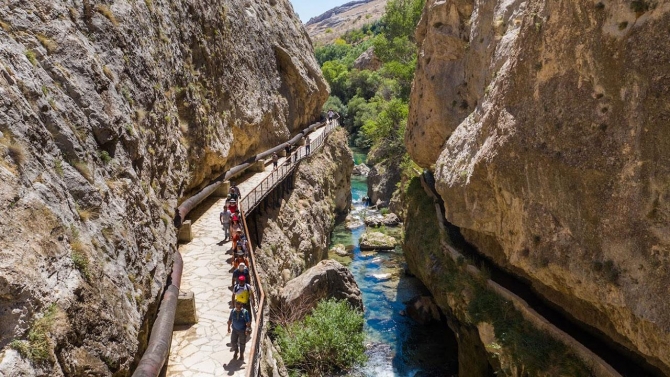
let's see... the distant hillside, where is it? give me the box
[305,0,387,45]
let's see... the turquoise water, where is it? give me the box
[330,159,458,377]
[352,149,367,165]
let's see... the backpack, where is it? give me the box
[234,283,251,303]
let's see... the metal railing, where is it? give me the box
[240,209,265,377]
[134,115,341,377]
[242,118,339,377]
[239,119,338,214]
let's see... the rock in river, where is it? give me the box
[364,213,401,228]
[359,231,397,251]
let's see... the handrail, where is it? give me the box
[240,208,265,377]
[175,114,339,227]
[243,116,339,376]
[239,117,339,214]
[135,113,341,377]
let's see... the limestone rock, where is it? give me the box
[359,231,397,250]
[305,0,388,45]
[279,260,364,313]
[367,145,402,207]
[353,46,382,71]
[405,296,441,325]
[253,128,354,290]
[345,214,365,230]
[0,0,327,375]
[364,213,400,228]
[330,244,349,257]
[353,163,371,176]
[408,0,670,373]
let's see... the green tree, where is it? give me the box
[315,43,350,65]
[360,98,408,152]
[321,60,350,100]
[347,69,381,100]
[323,95,347,119]
[379,0,425,41]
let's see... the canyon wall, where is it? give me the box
[406,0,670,373]
[250,128,353,296]
[245,128,353,377]
[0,0,327,375]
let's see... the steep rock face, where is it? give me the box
[305,0,388,45]
[0,0,326,375]
[247,128,353,377]
[407,0,670,373]
[251,128,353,296]
[366,143,402,207]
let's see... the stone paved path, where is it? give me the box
[166,124,331,376]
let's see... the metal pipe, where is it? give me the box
[132,251,183,377]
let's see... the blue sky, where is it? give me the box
[290,0,350,23]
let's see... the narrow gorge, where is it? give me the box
[2,0,670,376]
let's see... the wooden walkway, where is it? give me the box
[166,122,336,376]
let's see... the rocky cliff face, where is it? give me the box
[245,128,353,377]
[407,0,670,373]
[0,0,327,375]
[305,0,387,45]
[251,128,353,294]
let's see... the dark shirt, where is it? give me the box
[229,308,250,331]
[233,268,250,283]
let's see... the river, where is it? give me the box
[328,147,458,377]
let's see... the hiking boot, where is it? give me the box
[239,355,244,363]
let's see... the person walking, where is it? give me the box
[305,136,310,155]
[284,143,291,165]
[272,152,278,169]
[228,185,239,201]
[232,263,250,288]
[227,301,251,362]
[232,275,253,311]
[219,206,232,242]
[327,109,334,124]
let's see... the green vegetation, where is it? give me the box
[54,159,63,176]
[275,298,366,376]
[468,285,592,376]
[316,0,424,151]
[25,50,37,66]
[71,250,90,279]
[98,150,112,164]
[10,304,59,362]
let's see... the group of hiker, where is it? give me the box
[220,113,337,363]
[220,184,254,362]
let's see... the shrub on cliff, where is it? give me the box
[275,298,366,376]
